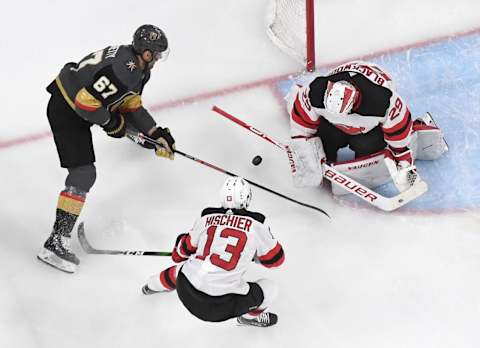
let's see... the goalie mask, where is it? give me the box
[324,80,359,115]
[220,177,252,209]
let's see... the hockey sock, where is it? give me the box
[52,186,86,237]
[147,265,178,292]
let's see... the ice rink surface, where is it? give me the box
[1,1,480,347]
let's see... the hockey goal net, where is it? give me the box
[266,0,315,71]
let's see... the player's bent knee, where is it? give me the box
[256,279,278,309]
[65,164,97,193]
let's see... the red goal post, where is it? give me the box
[266,0,316,72]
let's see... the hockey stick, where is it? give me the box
[125,130,330,218]
[211,105,428,212]
[77,222,172,256]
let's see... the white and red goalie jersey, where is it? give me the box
[288,61,413,163]
[172,207,285,296]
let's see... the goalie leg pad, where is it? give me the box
[331,150,391,195]
[411,114,448,160]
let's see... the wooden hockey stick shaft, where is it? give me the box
[211,105,428,212]
[77,222,172,256]
[126,131,330,218]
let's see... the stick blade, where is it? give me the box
[78,222,92,253]
[77,222,107,254]
[383,179,428,212]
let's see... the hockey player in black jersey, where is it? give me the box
[38,25,176,273]
[142,177,284,328]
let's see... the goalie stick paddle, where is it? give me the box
[125,130,330,218]
[211,105,428,212]
[77,222,172,256]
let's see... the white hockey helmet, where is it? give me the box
[324,80,359,115]
[220,177,252,209]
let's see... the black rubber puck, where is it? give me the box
[252,155,262,166]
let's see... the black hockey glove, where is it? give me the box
[150,127,176,160]
[102,113,126,138]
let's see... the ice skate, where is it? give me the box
[37,233,80,273]
[237,312,278,327]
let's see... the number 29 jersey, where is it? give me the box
[290,61,413,151]
[180,207,285,296]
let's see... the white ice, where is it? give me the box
[1,1,480,347]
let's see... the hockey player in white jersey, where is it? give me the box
[142,177,285,327]
[286,60,448,194]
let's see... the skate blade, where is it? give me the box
[142,285,164,295]
[37,249,77,273]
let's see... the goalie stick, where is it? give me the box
[77,222,172,256]
[126,130,330,218]
[211,105,428,212]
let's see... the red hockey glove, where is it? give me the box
[171,233,197,263]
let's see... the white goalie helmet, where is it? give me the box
[220,177,252,209]
[323,80,359,115]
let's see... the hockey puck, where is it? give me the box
[252,155,262,166]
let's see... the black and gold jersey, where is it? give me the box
[54,45,156,133]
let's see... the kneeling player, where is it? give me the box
[285,60,448,194]
[142,177,285,328]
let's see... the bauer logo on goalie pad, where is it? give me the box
[324,169,378,202]
[347,158,380,170]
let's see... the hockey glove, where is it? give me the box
[102,113,126,138]
[171,233,196,263]
[385,147,421,192]
[150,127,176,160]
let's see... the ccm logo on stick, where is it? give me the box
[324,169,378,202]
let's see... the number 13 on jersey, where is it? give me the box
[196,226,247,271]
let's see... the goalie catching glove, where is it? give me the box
[385,147,421,192]
[144,127,176,160]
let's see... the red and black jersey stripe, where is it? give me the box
[180,234,197,256]
[291,95,321,130]
[383,110,412,142]
[258,242,285,268]
[172,233,197,263]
